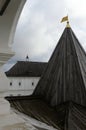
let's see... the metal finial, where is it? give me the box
[26,55,29,61]
[66,20,70,28]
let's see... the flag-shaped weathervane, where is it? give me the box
[61,16,68,23]
[61,16,70,28]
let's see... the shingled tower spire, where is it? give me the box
[33,22,86,107]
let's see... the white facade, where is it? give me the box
[6,77,40,96]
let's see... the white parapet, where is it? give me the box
[0,111,28,130]
[0,98,10,115]
[0,68,9,92]
[0,68,10,115]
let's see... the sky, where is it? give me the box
[3,0,86,71]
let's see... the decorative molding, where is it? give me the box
[0,52,14,66]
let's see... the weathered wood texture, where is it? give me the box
[33,27,86,107]
[6,96,86,130]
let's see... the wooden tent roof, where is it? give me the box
[33,26,86,107]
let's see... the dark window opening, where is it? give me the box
[19,82,21,86]
[10,82,12,86]
[32,82,34,86]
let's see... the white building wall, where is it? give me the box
[5,77,40,96]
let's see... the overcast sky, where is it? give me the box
[3,0,86,71]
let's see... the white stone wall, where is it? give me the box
[5,77,40,96]
[0,68,9,94]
